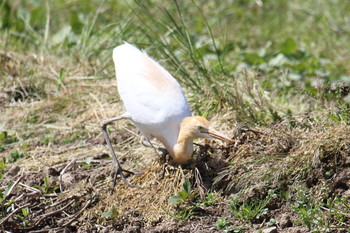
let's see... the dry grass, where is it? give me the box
[215,121,350,199]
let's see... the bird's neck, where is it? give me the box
[172,129,194,163]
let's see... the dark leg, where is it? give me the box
[141,138,168,163]
[100,114,140,194]
[140,136,169,178]
[158,148,169,178]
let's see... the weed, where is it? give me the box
[224,226,245,233]
[15,207,30,227]
[0,131,18,152]
[230,190,275,223]
[168,180,197,220]
[33,175,59,194]
[216,217,229,229]
[61,132,81,144]
[56,68,66,91]
[7,151,24,163]
[292,188,350,232]
[328,103,350,125]
[80,157,93,168]
[215,217,245,233]
[40,136,56,145]
[202,192,217,206]
[101,206,119,218]
[291,189,326,230]
[266,218,279,227]
[168,180,194,205]
[0,182,16,218]
[0,158,6,179]
[325,196,350,230]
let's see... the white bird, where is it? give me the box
[101,43,232,191]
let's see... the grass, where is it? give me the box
[1,0,350,232]
[230,189,275,222]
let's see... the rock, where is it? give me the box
[262,226,277,233]
[93,153,109,160]
[43,167,60,176]
[343,189,350,198]
[127,226,141,233]
[285,226,308,233]
[6,165,20,176]
[61,172,75,186]
[280,214,292,228]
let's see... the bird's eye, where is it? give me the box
[197,126,204,131]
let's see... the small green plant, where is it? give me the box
[168,180,194,205]
[291,189,324,230]
[267,218,279,227]
[230,190,275,222]
[40,136,56,145]
[80,157,93,168]
[14,207,30,227]
[215,217,229,229]
[168,180,197,220]
[7,151,24,163]
[0,183,13,203]
[0,182,16,218]
[101,206,119,218]
[292,189,350,232]
[328,104,350,125]
[202,192,217,206]
[56,68,66,91]
[33,175,59,194]
[61,132,81,144]
[215,217,245,233]
[0,131,18,152]
[223,225,245,233]
[0,158,6,179]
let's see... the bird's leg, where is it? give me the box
[141,137,168,177]
[159,148,169,178]
[100,114,139,194]
[141,137,167,160]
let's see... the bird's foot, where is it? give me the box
[157,148,169,178]
[110,168,142,194]
[161,162,168,179]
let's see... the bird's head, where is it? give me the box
[180,116,233,144]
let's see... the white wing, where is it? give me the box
[113,43,191,142]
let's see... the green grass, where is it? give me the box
[1,0,349,124]
[230,189,275,222]
[291,187,350,232]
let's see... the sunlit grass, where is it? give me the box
[2,1,349,123]
[1,1,350,231]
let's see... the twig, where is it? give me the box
[47,196,76,209]
[29,227,66,233]
[28,229,50,233]
[43,193,59,197]
[59,159,76,192]
[320,206,350,218]
[33,199,75,226]
[61,195,95,227]
[0,203,32,225]
[19,182,42,193]
[3,173,24,202]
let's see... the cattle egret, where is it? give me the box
[101,43,232,191]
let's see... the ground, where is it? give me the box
[1,79,349,231]
[1,1,350,232]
